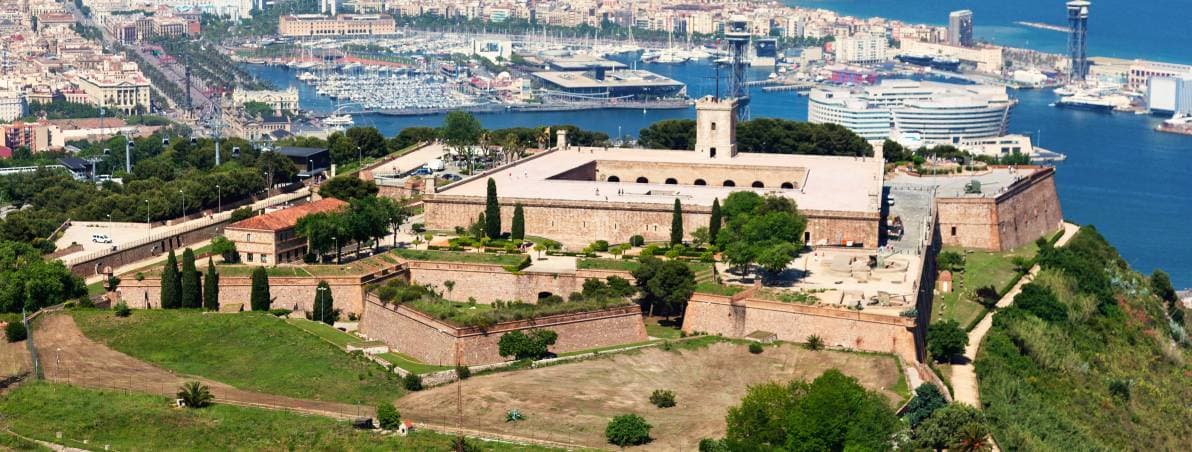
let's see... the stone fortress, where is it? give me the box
[115,96,1064,368]
[423,97,885,249]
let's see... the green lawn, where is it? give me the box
[71,309,403,405]
[576,258,639,271]
[694,281,745,296]
[392,248,526,267]
[934,236,1049,327]
[0,383,557,451]
[644,317,682,339]
[286,318,364,348]
[378,352,454,375]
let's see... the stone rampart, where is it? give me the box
[118,274,367,315]
[682,293,919,363]
[402,259,633,303]
[360,298,648,365]
[936,167,1063,251]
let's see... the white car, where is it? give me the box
[91,234,112,244]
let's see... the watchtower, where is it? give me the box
[695,96,739,160]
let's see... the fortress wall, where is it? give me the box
[118,275,365,315]
[360,300,648,366]
[403,260,632,304]
[424,196,878,249]
[935,167,1063,251]
[682,294,919,363]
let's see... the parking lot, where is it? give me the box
[55,221,153,254]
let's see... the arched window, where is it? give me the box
[781,182,794,189]
[636,177,649,183]
[607,175,620,182]
[752,181,765,188]
[694,179,707,186]
[723,180,736,187]
[665,178,678,185]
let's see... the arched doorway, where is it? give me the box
[752,181,765,188]
[694,179,707,186]
[723,180,736,187]
[607,175,620,182]
[636,177,649,183]
[781,182,795,189]
[665,178,678,185]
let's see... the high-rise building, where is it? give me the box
[835,34,888,64]
[1067,1,1091,82]
[808,80,1013,143]
[947,10,973,47]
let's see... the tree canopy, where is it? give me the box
[716,192,807,277]
[631,257,696,320]
[638,117,872,156]
[0,241,85,313]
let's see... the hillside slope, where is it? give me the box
[975,227,1191,450]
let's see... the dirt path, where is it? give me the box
[0,334,30,379]
[399,342,905,451]
[31,313,372,420]
[950,222,1080,407]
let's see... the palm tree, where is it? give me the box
[951,423,992,452]
[177,381,214,408]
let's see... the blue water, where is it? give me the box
[245,56,1192,286]
[786,0,1192,65]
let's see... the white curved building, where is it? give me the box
[808,80,1013,144]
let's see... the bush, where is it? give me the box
[114,302,131,317]
[403,373,423,391]
[268,309,291,317]
[748,342,764,354]
[229,207,255,223]
[455,365,471,380]
[904,383,948,428]
[592,240,610,252]
[376,402,401,429]
[605,414,652,446]
[649,389,676,408]
[975,285,1000,308]
[5,321,27,343]
[630,235,645,247]
[498,329,558,360]
[927,320,968,363]
[805,334,824,350]
[937,251,964,272]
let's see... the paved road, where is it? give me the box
[950,222,1080,407]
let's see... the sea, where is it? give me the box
[242,2,1192,286]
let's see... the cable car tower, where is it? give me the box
[724,15,751,120]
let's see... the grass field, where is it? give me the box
[378,352,454,375]
[694,281,745,296]
[934,237,1047,327]
[0,383,557,451]
[399,342,905,450]
[71,309,404,405]
[392,248,527,267]
[644,317,683,339]
[575,258,638,271]
[286,318,363,348]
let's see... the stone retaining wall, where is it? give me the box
[682,293,919,363]
[403,260,633,304]
[936,166,1063,251]
[118,274,367,315]
[359,299,648,366]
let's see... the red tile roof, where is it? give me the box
[227,198,346,232]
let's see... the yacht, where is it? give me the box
[324,114,354,127]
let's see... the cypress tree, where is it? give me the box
[313,280,336,325]
[511,204,525,240]
[203,257,219,311]
[709,198,722,245]
[161,250,180,309]
[180,248,200,308]
[250,267,271,311]
[484,177,501,238]
[670,198,683,246]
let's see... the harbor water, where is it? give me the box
[244,57,1192,286]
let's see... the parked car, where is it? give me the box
[91,234,112,244]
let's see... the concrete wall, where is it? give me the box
[423,195,878,249]
[118,274,367,315]
[404,260,633,303]
[936,167,1063,251]
[682,293,919,363]
[360,299,649,366]
[70,221,223,278]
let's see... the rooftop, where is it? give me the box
[276,146,325,158]
[532,70,684,89]
[435,147,883,213]
[227,198,346,232]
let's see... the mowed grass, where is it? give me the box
[644,316,682,339]
[285,318,363,348]
[71,309,403,405]
[378,352,454,375]
[576,258,638,271]
[934,234,1052,327]
[392,248,526,266]
[0,383,559,451]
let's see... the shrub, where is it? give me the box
[229,207,255,223]
[455,365,471,380]
[1109,379,1131,401]
[134,272,145,281]
[403,373,423,391]
[592,240,610,252]
[937,251,964,272]
[805,334,824,350]
[630,235,645,247]
[748,342,764,354]
[176,381,214,408]
[649,389,676,408]
[5,321,27,343]
[376,402,401,429]
[505,409,525,422]
[114,302,131,317]
[927,320,968,363]
[975,285,1000,308]
[498,329,558,360]
[904,383,947,428]
[605,414,652,446]
[268,309,291,317]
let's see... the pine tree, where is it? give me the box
[203,257,219,311]
[484,177,501,239]
[670,198,684,246]
[511,204,525,240]
[180,248,200,308]
[250,267,271,311]
[709,198,722,245]
[161,250,180,309]
[313,280,336,325]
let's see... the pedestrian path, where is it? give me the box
[950,222,1079,407]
